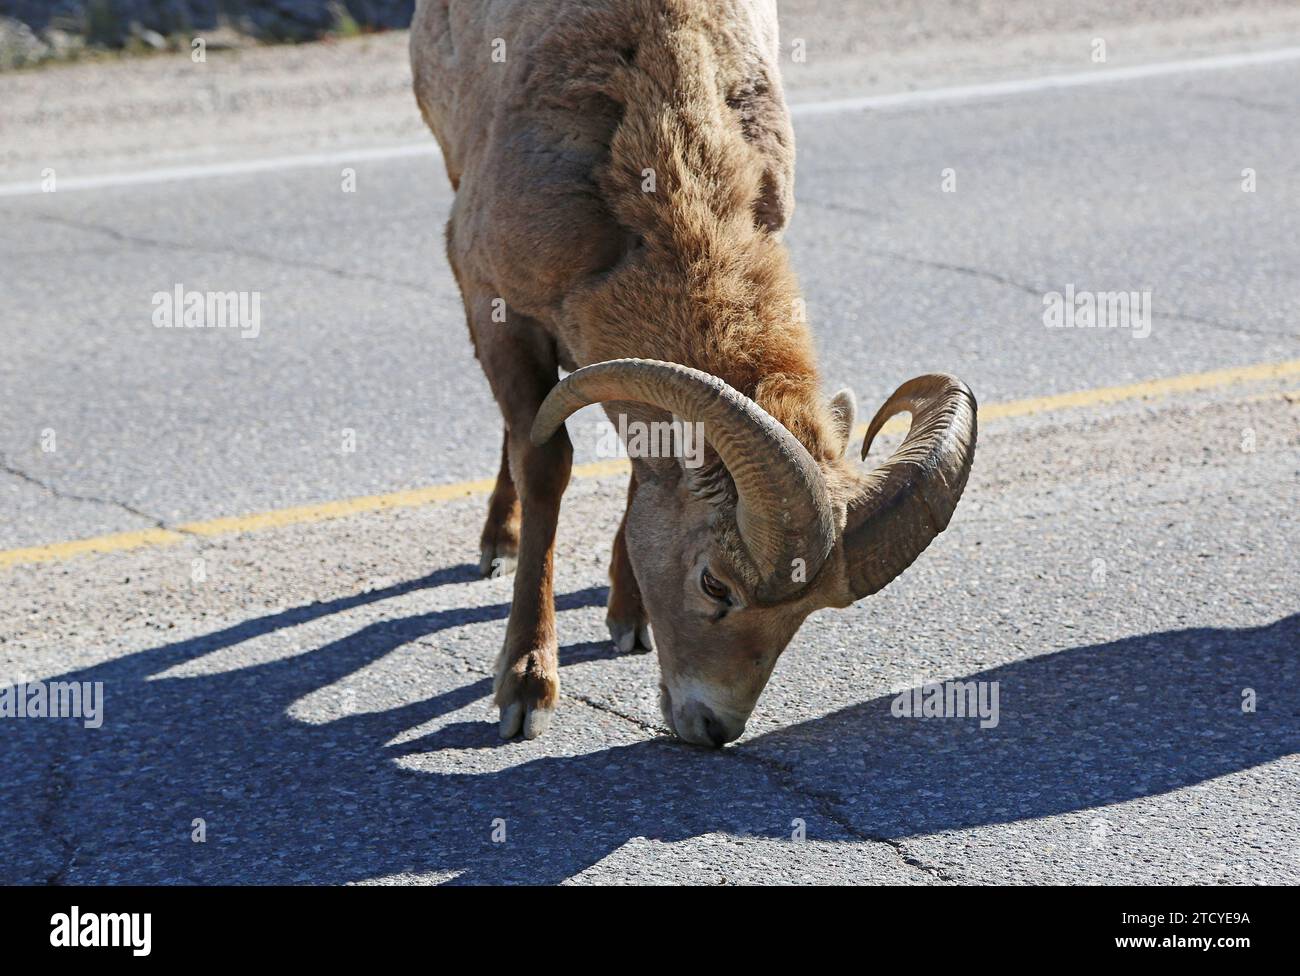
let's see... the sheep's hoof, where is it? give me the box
[499,701,553,740]
[494,646,558,740]
[608,617,654,654]
[478,544,518,579]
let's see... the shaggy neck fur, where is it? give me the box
[568,0,839,463]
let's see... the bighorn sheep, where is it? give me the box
[410,0,977,746]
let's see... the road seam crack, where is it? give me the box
[6,210,435,296]
[727,746,958,884]
[0,451,200,538]
[798,200,1298,340]
[424,631,954,882]
[38,737,79,885]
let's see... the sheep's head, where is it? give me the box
[532,360,977,746]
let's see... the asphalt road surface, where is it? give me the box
[1,16,1297,884]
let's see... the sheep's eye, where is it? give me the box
[700,568,730,603]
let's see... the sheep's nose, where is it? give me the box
[701,714,728,748]
[675,700,745,747]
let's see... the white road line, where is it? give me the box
[2,44,1298,198]
[0,143,440,198]
[790,44,1300,116]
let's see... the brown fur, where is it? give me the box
[412,0,853,743]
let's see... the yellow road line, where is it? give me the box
[856,357,1300,439]
[3,359,1297,571]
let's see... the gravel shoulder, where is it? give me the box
[4,1,1300,180]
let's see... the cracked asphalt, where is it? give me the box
[1,6,1298,884]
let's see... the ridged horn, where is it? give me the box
[842,374,977,599]
[531,359,834,598]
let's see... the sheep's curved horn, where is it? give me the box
[532,359,835,598]
[842,374,977,600]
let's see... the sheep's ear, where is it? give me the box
[828,389,857,458]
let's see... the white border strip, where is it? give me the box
[0,143,440,198]
[789,44,1300,116]
[2,45,1298,198]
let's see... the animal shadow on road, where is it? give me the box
[4,565,1295,883]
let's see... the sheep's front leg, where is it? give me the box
[493,418,570,738]
[472,302,570,739]
[607,471,653,653]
